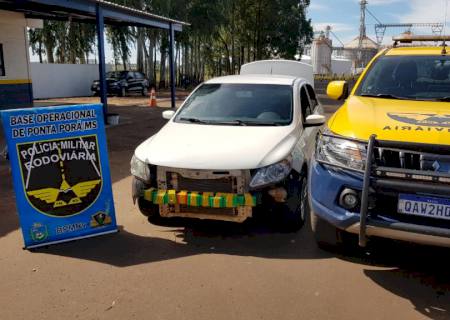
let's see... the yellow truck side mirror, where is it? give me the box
[326,81,349,100]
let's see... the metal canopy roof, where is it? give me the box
[0,0,187,117]
[0,0,189,31]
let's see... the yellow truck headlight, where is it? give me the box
[316,133,367,171]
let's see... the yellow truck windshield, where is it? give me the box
[355,55,450,101]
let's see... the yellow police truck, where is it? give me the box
[309,35,450,248]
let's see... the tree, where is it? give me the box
[29,20,96,64]
[29,28,45,63]
[27,0,314,85]
[106,26,133,70]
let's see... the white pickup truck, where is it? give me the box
[130,60,325,231]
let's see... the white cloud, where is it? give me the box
[350,0,402,6]
[309,3,328,11]
[368,0,403,5]
[313,22,354,33]
[365,0,450,42]
[399,0,449,24]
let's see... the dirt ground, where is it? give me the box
[1,96,450,320]
[33,90,191,108]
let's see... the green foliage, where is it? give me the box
[28,0,313,84]
[29,20,96,64]
[106,26,134,69]
[177,0,313,80]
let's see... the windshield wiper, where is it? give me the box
[360,93,405,100]
[227,120,285,126]
[436,97,450,102]
[179,117,211,124]
[180,118,285,126]
[206,120,249,126]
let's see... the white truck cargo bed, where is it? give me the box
[240,60,314,88]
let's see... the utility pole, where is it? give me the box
[358,0,368,69]
[325,25,331,39]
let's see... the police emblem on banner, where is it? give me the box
[30,223,48,242]
[17,135,102,217]
[90,212,112,228]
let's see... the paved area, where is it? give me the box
[33,90,191,108]
[0,96,449,320]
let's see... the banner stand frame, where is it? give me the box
[24,229,119,250]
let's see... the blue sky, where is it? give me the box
[308,0,450,45]
[29,0,450,63]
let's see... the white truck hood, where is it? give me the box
[134,122,298,170]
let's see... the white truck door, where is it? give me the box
[299,85,318,160]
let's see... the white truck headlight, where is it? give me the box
[316,133,367,171]
[250,158,292,189]
[130,155,150,182]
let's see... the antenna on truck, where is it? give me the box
[443,0,449,54]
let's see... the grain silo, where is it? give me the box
[343,0,379,72]
[311,33,332,75]
[344,36,378,72]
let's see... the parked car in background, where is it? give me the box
[130,60,325,231]
[309,36,450,249]
[91,71,149,97]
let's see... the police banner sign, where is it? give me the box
[1,104,117,249]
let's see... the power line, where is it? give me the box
[365,7,382,25]
[364,1,445,45]
[374,23,444,45]
[329,30,345,47]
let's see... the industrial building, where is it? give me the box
[301,54,352,77]
[308,1,379,75]
[343,35,378,71]
[0,10,37,109]
[308,0,446,76]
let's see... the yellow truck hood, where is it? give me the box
[328,96,450,146]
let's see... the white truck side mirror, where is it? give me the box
[304,114,326,127]
[162,110,175,120]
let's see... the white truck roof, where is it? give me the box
[206,74,296,86]
[240,60,314,88]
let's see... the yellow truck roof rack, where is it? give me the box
[393,34,450,43]
[392,34,450,54]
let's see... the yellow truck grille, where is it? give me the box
[374,145,450,173]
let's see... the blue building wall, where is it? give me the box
[0,81,33,109]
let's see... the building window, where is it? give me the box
[0,44,5,76]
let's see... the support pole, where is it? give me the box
[168,23,176,109]
[96,3,108,123]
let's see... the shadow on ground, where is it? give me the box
[332,237,450,320]
[365,267,449,320]
[33,217,450,320]
[36,216,332,266]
